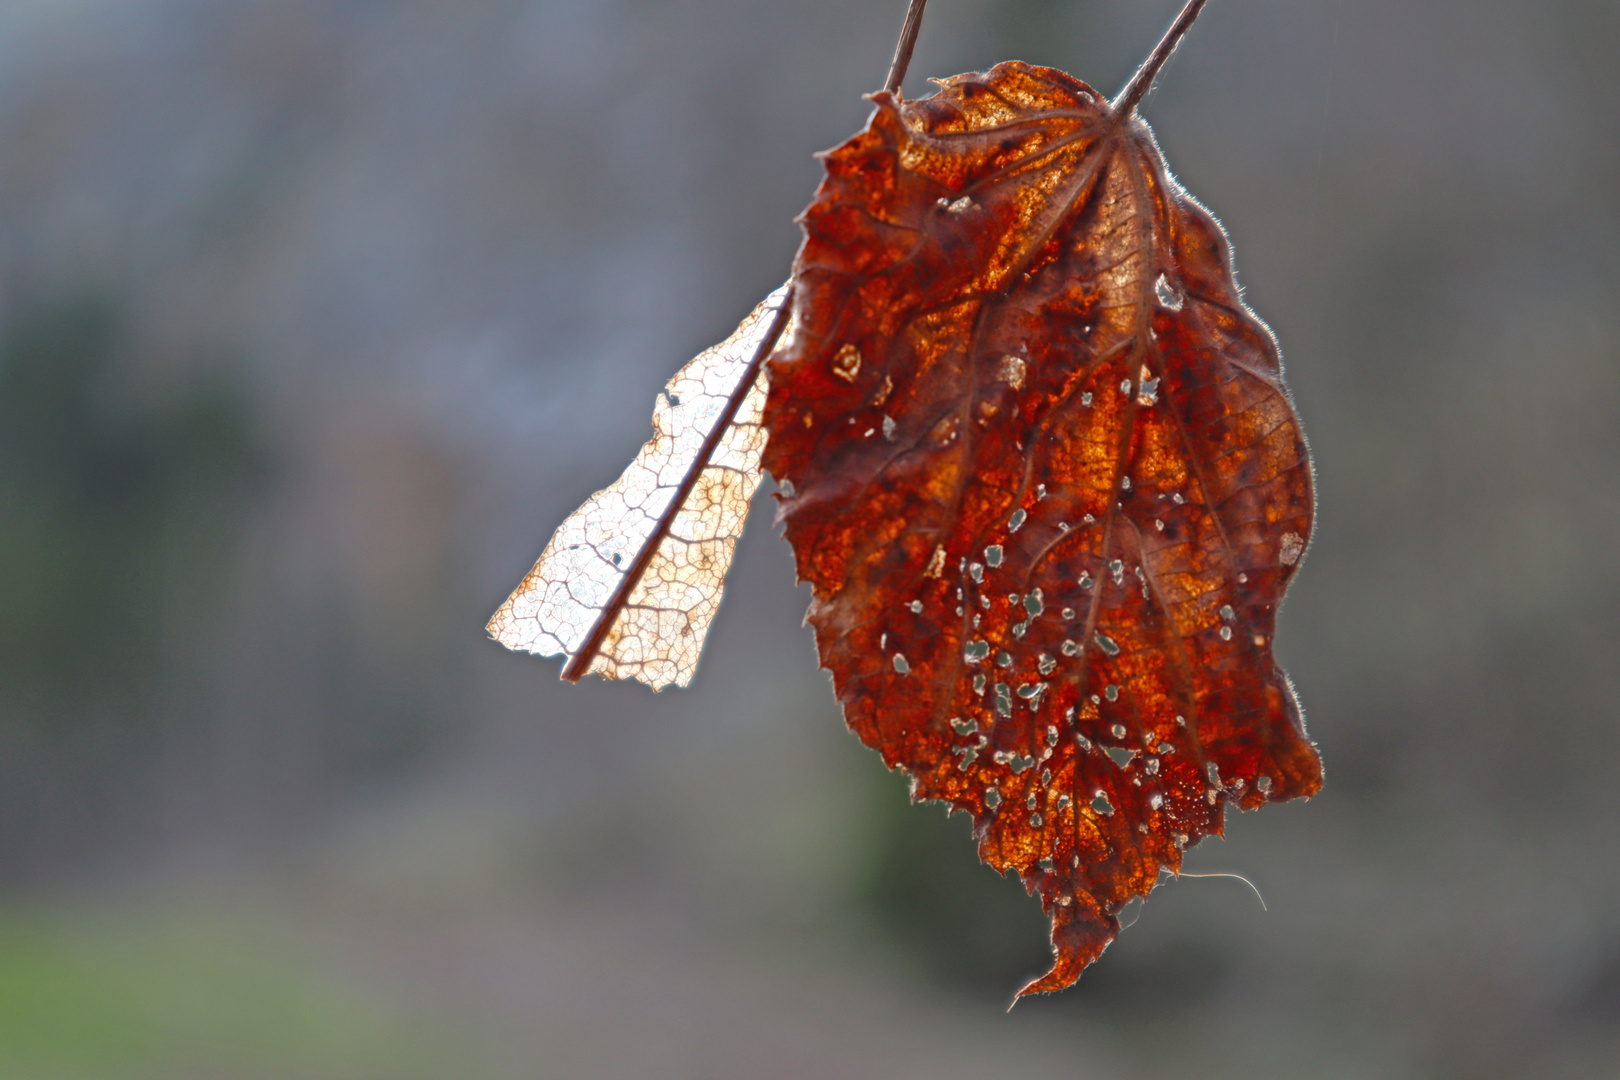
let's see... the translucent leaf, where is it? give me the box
[487,284,791,689]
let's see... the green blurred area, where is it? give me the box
[0,296,261,708]
[0,296,267,878]
[0,907,461,1080]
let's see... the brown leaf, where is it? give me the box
[761,61,1321,996]
[488,286,791,689]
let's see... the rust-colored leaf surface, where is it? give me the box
[761,61,1322,996]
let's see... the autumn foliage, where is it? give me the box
[489,4,1322,996]
[760,62,1321,995]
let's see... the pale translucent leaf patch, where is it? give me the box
[487,285,790,689]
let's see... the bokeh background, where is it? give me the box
[1,0,1616,1076]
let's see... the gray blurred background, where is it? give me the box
[0,0,1615,1076]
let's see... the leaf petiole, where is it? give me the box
[1111,0,1210,118]
[883,0,930,96]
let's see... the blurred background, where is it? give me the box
[0,0,1616,1076]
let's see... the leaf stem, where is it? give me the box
[561,288,796,682]
[1111,0,1209,117]
[883,0,929,96]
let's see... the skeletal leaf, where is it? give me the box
[487,285,791,689]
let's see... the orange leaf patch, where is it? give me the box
[761,61,1322,997]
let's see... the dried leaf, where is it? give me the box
[491,0,1322,999]
[761,61,1321,995]
[488,285,791,689]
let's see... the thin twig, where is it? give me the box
[562,289,796,682]
[1111,0,1209,117]
[883,0,929,96]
